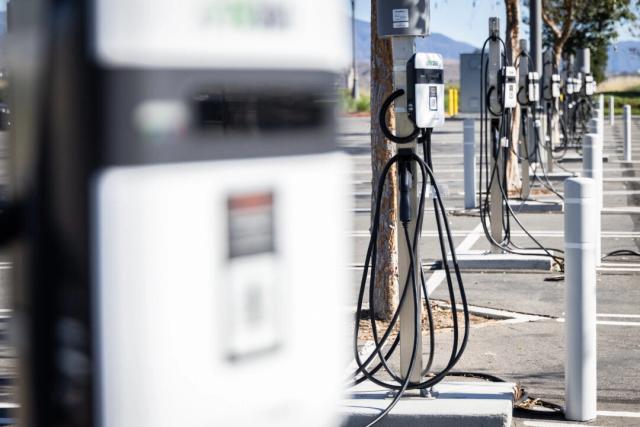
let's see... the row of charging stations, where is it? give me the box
[7,1,351,426]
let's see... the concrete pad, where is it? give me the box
[450,249,556,271]
[342,381,515,427]
[508,200,564,213]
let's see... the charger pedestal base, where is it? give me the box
[449,249,556,271]
[342,381,515,427]
[508,199,563,213]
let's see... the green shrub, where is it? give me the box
[355,95,371,113]
[339,88,371,114]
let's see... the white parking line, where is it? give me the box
[556,318,640,327]
[425,223,484,295]
[597,313,640,319]
[524,421,602,427]
[597,410,640,418]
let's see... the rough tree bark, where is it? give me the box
[369,0,398,321]
[505,0,522,193]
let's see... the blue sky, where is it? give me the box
[348,0,637,47]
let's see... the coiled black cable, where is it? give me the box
[350,92,469,426]
[378,89,421,143]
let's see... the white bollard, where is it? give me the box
[624,105,632,162]
[564,177,598,422]
[609,96,614,126]
[583,128,602,266]
[463,119,477,209]
[598,94,604,120]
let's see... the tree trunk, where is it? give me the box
[368,1,398,321]
[505,0,521,193]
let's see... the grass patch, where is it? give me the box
[600,91,640,116]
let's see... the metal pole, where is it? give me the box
[624,105,632,162]
[351,0,359,100]
[530,0,542,76]
[464,119,476,209]
[564,177,598,422]
[488,18,504,253]
[609,96,614,126]
[392,36,422,383]
[583,129,602,266]
[519,39,531,199]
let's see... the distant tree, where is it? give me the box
[540,0,576,69]
[560,1,638,81]
[542,0,639,80]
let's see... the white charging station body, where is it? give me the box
[407,52,445,128]
[92,1,350,426]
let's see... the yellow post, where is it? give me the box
[448,88,454,116]
[453,89,459,115]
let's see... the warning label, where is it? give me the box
[393,21,409,28]
[392,8,409,22]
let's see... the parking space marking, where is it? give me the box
[425,223,484,295]
[597,314,640,319]
[557,318,640,327]
[597,410,640,418]
[523,421,602,427]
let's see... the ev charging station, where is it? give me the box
[451,17,558,271]
[343,1,500,425]
[8,1,350,426]
[517,39,534,200]
[486,17,506,253]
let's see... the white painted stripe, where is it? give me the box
[557,318,640,326]
[602,207,640,215]
[597,410,640,418]
[596,320,640,326]
[597,314,640,319]
[603,190,640,196]
[426,223,484,295]
[597,267,640,273]
[524,421,603,427]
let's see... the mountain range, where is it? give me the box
[355,19,639,77]
[354,19,478,61]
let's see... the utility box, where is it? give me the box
[377,0,430,37]
[9,1,350,426]
[459,52,483,114]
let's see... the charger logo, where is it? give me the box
[202,0,291,30]
[427,59,441,67]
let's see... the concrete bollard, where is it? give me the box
[464,118,476,209]
[564,177,598,422]
[624,105,632,162]
[582,130,602,266]
[609,96,614,126]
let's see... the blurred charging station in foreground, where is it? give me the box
[8,1,350,426]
